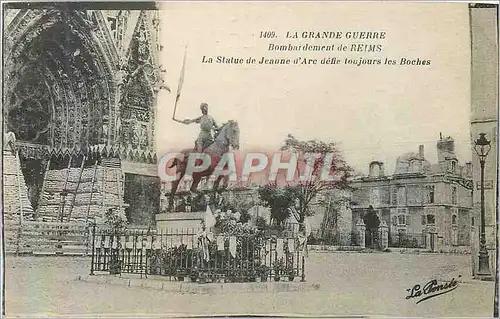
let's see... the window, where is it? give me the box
[397,187,406,206]
[410,160,421,173]
[425,185,435,204]
[451,214,458,245]
[397,208,407,226]
[451,186,457,205]
[451,161,457,173]
[370,164,380,177]
[392,216,398,226]
[398,214,407,226]
[471,217,475,227]
[426,214,436,225]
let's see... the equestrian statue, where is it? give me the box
[170,102,240,211]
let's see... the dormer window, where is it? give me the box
[369,162,384,178]
[409,159,421,173]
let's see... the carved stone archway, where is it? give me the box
[3,10,118,150]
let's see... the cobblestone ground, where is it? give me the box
[4,252,495,317]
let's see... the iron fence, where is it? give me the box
[90,227,306,283]
[389,232,426,248]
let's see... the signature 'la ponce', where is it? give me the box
[406,276,460,304]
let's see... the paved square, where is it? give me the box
[4,252,494,317]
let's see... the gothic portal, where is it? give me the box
[3,4,166,226]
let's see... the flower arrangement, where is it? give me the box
[213,209,259,235]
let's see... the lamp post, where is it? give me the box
[473,133,492,277]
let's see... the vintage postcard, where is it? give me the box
[1,1,498,318]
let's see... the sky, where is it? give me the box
[155,2,472,175]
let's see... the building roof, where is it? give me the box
[393,152,432,175]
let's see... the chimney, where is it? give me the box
[419,145,424,157]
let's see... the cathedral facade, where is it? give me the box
[3,3,166,226]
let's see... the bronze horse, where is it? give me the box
[168,120,240,211]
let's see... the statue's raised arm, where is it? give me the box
[181,117,201,125]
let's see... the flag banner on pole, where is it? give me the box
[260,246,265,260]
[217,236,225,251]
[288,238,296,253]
[95,235,102,248]
[176,48,187,103]
[126,236,134,249]
[145,236,152,249]
[172,45,188,120]
[276,238,284,259]
[205,205,216,230]
[229,236,237,258]
[104,236,110,248]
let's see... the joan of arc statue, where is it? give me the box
[181,103,219,152]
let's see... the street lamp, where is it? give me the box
[473,133,492,277]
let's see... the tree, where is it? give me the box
[279,134,352,225]
[257,183,298,225]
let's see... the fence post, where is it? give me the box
[90,222,96,276]
[356,220,366,249]
[301,255,306,282]
[380,221,389,250]
[426,226,437,252]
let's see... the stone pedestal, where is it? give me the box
[356,219,366,248]
[380,221,389,250]
[156,212,204,234]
